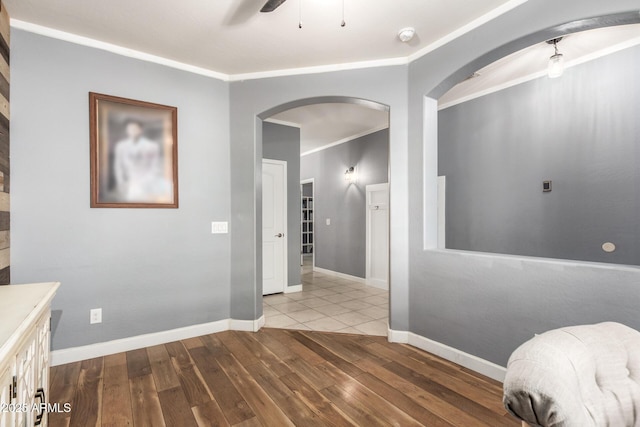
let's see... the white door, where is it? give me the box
[263,159,287,295]
[366,183,389,289]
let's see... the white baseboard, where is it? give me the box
[387,328,409,343]
[313,266,366,284]
[284,284,303,294]
[51,316,265,366]
[229,315,265,332]
[388,329,506,382]
[366,278,389,290]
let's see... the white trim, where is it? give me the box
[388,329,507,382]
[366,183,390,291]
[423,97,439,250]
[10,19,230,81]
[263,118,302,129]
[230,315,265,332]
[50,316,266,366]
[437,176,446,249]
[312,266,366,284]
[301,125,389,157]
[438,35,640,111]
[407,0,530,63]
[228,57,408,82]
[51,319,229,366]
[366,279,389,290]
[430,246,640,272]
[387,328,409,343]
[284,284,303,294]
[10,1,527,82]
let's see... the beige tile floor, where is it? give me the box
[263,260,389,336]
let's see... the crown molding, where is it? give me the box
[407,0,530,63]
[10,0,529,82]
[10,19,231,81]
[300,125,389,157]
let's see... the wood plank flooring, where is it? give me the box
[48,329,518,427]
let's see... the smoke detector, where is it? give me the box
[398,27,415,43]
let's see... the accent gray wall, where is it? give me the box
[230,70,409,332]
[300,129,389,278]
[439,45,640,266]
[408,0,640,367]
[11,30,231,350]
[262,122,302,289]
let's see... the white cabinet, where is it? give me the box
[0,282,60,427]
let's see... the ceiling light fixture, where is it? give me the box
[546,37,564,78]
[398,27,416,43]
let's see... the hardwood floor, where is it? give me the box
[48,329,518,427]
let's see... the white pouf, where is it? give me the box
[503,322,640,427]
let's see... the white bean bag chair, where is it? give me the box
[503,322,640,426]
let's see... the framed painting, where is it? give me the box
[89,92,178,208]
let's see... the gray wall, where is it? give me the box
[14,0,638,372]
[408,0,640,367]
[301,129,389,278]
[439,44,640,266]
[229,69,410,331]
[11,30,231,350]
[262,122,302,288]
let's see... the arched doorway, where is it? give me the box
[257,96,391,335]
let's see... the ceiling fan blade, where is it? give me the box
[260,0,287,13]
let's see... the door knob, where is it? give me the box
[275,233,284,238]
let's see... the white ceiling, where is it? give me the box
[439,23,640,108]
[5,0,516,76]
[268,103,389,155]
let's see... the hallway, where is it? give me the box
[263,265,389,336]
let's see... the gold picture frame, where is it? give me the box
[89,92,178,208]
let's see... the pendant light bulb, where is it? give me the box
[547,38,564,78]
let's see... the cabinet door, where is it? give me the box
[0,363,16,427]
[34,315,50,427]
[15,331,36,427]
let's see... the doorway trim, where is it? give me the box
[257,96,394,331]
[366,183,389,290]
[300,178,315,270]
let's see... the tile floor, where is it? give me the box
[263,260,389,336]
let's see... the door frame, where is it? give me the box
[366,183,390,289]
[300,178,315,269]
[262,158,288,295]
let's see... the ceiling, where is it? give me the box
[5,0,516,76]
[266,23,640,154]
[439,23,640,108]
[268,103,389,155]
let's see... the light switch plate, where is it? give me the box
[211,221,229,234]
[326,218,331,225]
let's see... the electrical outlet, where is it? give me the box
[90,308,102,324]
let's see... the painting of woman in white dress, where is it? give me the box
[90,93,178,208]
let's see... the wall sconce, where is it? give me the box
[344,166,357,183]
[547,37,564,79]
